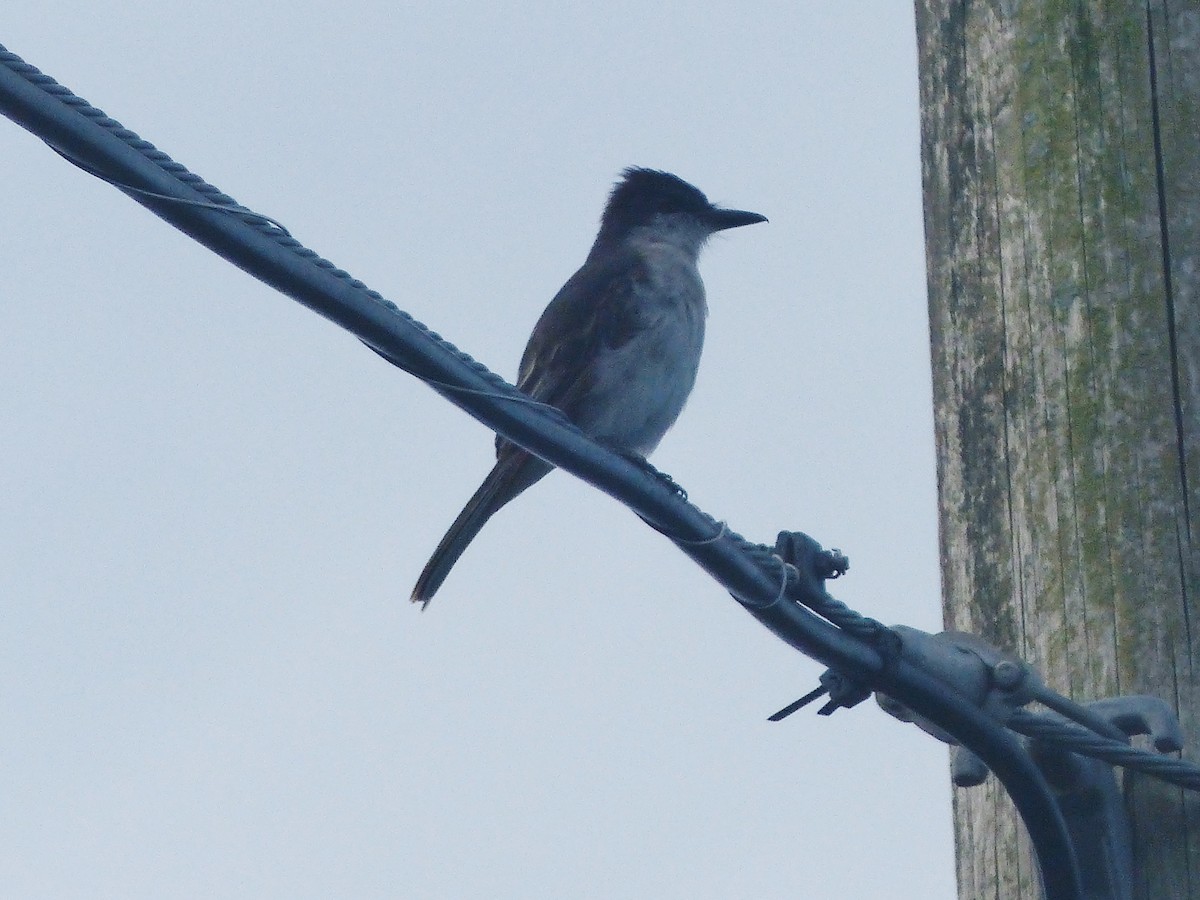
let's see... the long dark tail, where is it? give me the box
[411,450,552,607]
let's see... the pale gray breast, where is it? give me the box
[582,244,708,454]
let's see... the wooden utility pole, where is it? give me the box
[915,1,1199,896]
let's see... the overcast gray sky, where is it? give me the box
[2,4,955,898]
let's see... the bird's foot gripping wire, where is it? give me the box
[613,450,688,501]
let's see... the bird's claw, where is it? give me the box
[654,469,688,501]
[614,450,688,501]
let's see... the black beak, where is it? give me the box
[707,207,768,231]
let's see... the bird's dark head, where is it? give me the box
[595,167,766,252]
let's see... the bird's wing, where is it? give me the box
[415,252,648,603]
[497,248,649,456]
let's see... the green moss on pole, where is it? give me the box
[915,1,1200,896]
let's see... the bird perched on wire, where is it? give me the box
[411,167,766,606]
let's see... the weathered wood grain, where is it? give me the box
[915,1,1200,896]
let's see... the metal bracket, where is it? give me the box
[868,627,1184,900]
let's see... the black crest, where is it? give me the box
[599,168,713,236]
